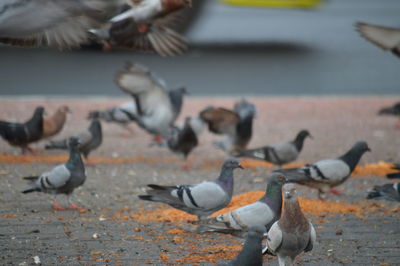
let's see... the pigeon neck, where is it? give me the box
[67,145,84,170]
[293,133,307,151]
[232,235,262,266]
[216,167,235,195]
[279,198,308,232]
[261,181,283,215]
[338,147,367,172]
[236,116,253,140]
[89,121,102,138]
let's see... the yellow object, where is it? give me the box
[221,0,321,8]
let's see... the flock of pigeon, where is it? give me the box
[0,0,400,265]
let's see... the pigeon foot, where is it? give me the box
[53,200,66,211]
[329,188,343,195]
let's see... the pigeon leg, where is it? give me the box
[24,146,42,155]
[137,23,149,33]
[153,135,164,144]
[102,41,113,52]
[53,200,66,211]
[182,161,192,170]
[329,188,343,195]
[84,158,97,167]
[67,197,85,212]
[119,125,135,137]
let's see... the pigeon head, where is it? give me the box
[34,106,45,116]
[68,137,81,148]
[222,158,244,170]
[234,99,256,120]
[353,141,371,153]
[284,187,297,201]
[298,130,313,140]
[270,173,288,186]
[87,110,100,120]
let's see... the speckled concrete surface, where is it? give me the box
[0,97,399,265]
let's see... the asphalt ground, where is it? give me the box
[0,97,399,265]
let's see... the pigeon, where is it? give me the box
[0,0,123,49]
[138,158,243,221]
[115,62,187,143]
[235,130,312,168]
[226,225,266,266]
[200,99,256,154]
[43,106,70,139]
[22,137,86,210]
[166,116,204,169]
[275,141,371,199]
[263,188,316,266]
[198,173,287,236]
[387,163,400,179]
[367,182,400,202]
[87,101,137,135]
[45,119,102,159]
[89,0,191,56]
[0,106,44,154]
[356,22,400,57]
[378,102,400,128]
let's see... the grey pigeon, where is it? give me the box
[263,188,316,266]
[356,22,400,57]
[235,130,312,168]
[90,0,190,56]
[0,106,44,154]
[0,0,123,49]
[200,99,256,155]
[22,137,86,210]
[275,141,370,199]
[115,62,186,143]
[87,101,137,134]
[226,225,266,266]
[198,173,287,236]
[367,182,400,202]
[138,158,243,221]
[166,116,205,169]
[45,119,102,159]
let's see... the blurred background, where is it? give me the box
[0,0,399,97]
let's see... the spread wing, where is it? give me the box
[356,22,400,52]
[200,107,240,136]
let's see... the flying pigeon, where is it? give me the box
[227,225,266,266]
[43,106,70,139]
[166,116,204,169]
[138,158,243,221]
[367,182,400,202]
[198,173,287,236]
[200,99,256,155]
[387,163,400,179]
[22,137,86,210]
[356,22,400,57]
[275,141,371,199]
[0,106,44,154]
[45,119,102,159]
[90,0,191,56]
[263,188,316,266]
[378,102,400,129]
[0,0,123,49]
[235,130,312,168]
[115,62,186,143]
[87,101,137,135]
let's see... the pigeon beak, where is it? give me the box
[367,147,371,152]
[308,134,314,139]
[238,164,244,169]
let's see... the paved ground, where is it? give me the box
[0,97,399,265]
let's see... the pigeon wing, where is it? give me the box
[38,164,71,190]
[200,107,240,136]
[266,221,283,254]
[304,222,316,252]
[356,22,400,51]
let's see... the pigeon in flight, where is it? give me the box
[138,158,243,221]
[22,137,86,210]
[0,106,44,154]
[227,225,266,266]
[263,188,316,266]
[198,173,287,236]
[115,62,186,143]
[88,101,137,135]
[43,106,70,139]
[275,141,370,199]
[45,119,102,159]
[90,0,191,56]
[200,99,256,155]
[235,130,312,168]
[166,116,204,169]
[356,22,400,57]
